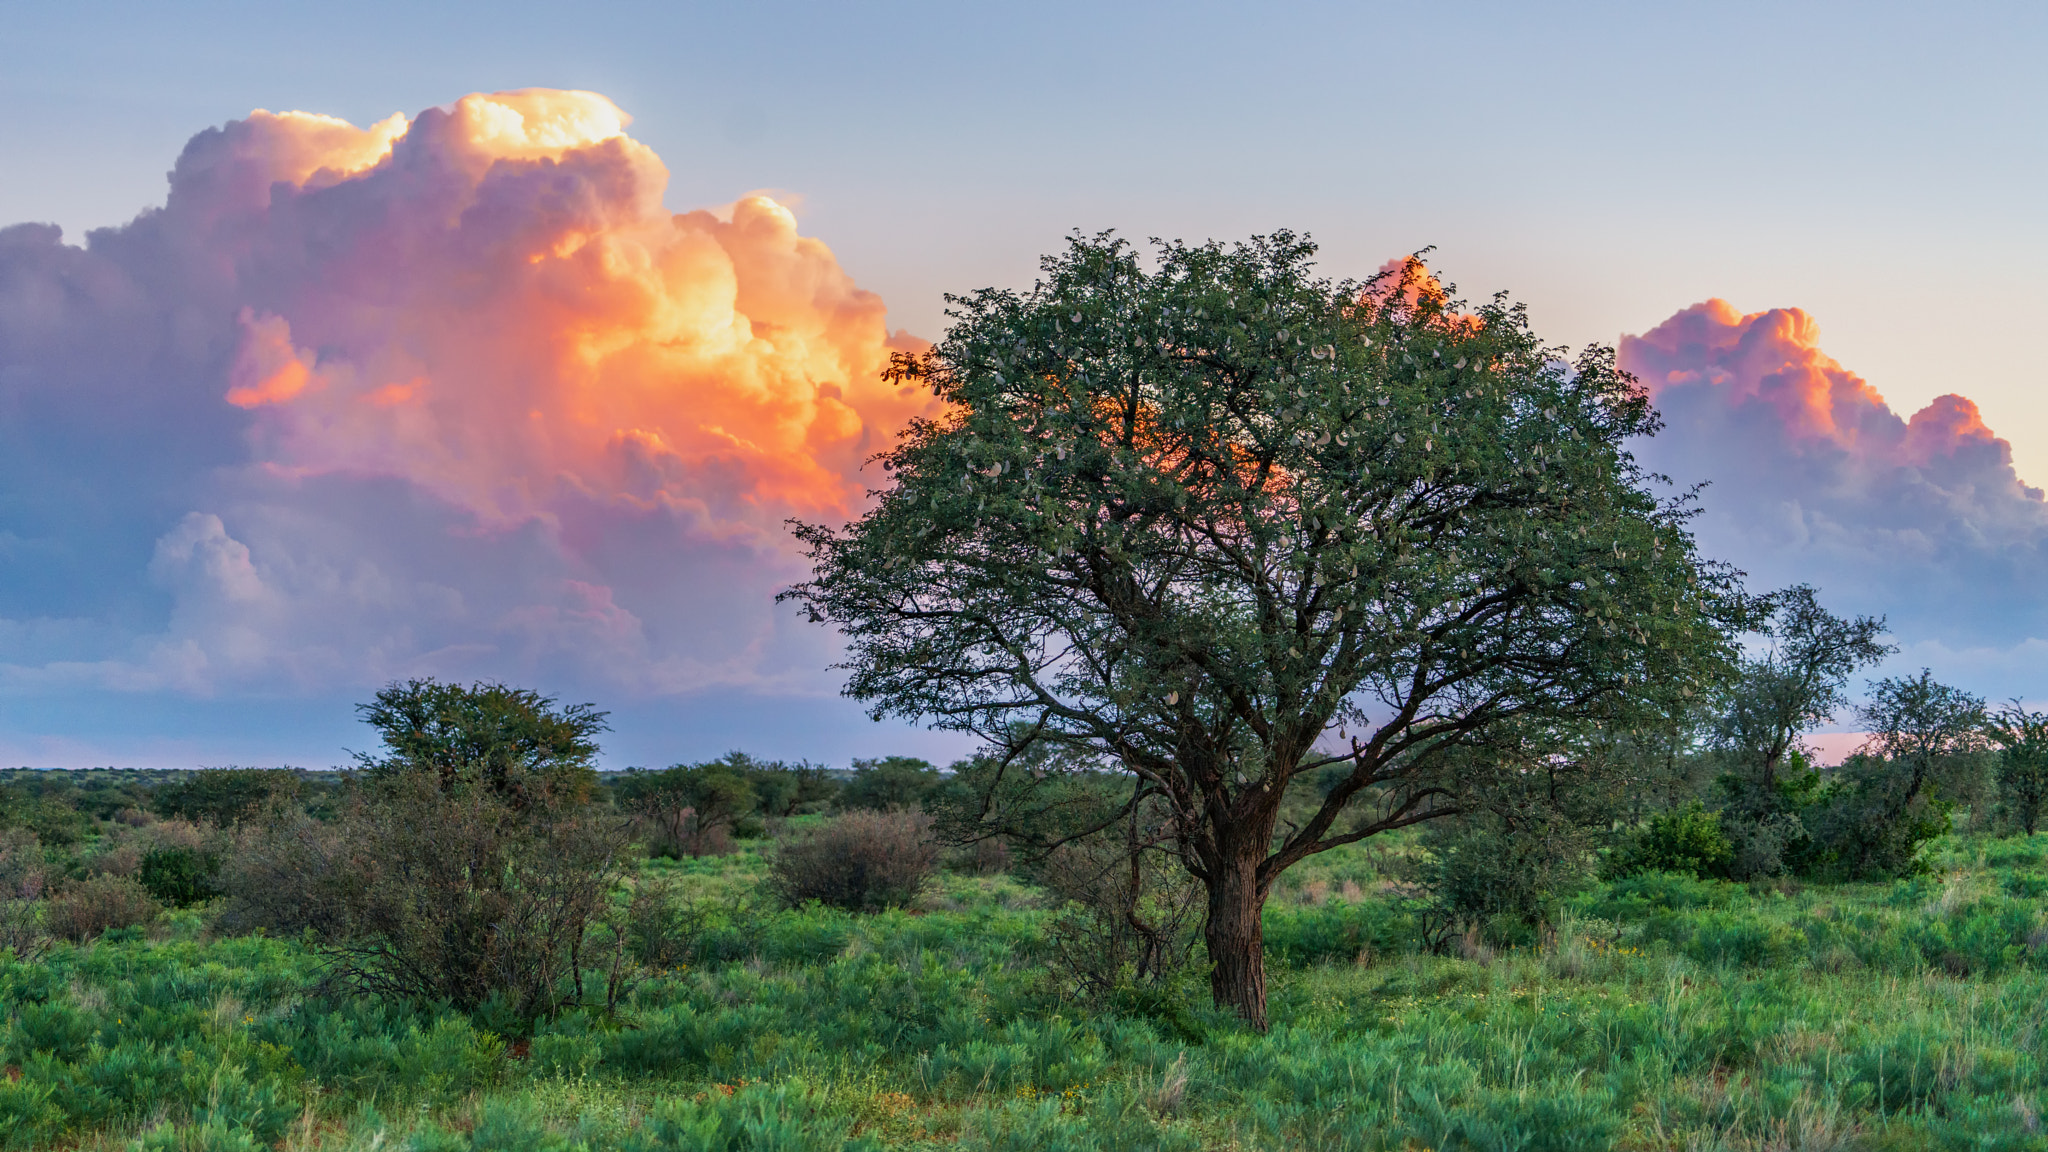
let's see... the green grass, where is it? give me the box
[9,834,2048,1149]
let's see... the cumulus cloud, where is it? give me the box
[1621,299,2048,675]
[0,89,937,719]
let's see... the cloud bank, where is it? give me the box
[0,90,937,743]
[1621,300,2048,685]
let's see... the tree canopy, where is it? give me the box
[354,679,608,808]
[1987,700,2048,836]
[1709,585,1893,877]
[786,232,1740,1027]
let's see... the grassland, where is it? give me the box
[8,830,2048,1150]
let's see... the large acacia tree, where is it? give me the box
[786,233,1737,1028]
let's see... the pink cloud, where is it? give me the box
[0,89,936,705]
[1621,299,2048,650]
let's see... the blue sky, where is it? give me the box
[0,1,2043,767]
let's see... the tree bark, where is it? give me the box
[1204,838,1270,1031]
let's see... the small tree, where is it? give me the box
[1029,796,1203,1008]
[1422,728,1618,943]
[1606,803,1733,879]
[0,828,48,959]
[743,757,841,818]
[615,760,757,857]
[137,845,222,907]
[786,233,1737,1028]
[838,757,944,812]
[1711,586,1893,877]
[355,679,608,808]
[1805,671,1986,878]
[1986,700,2048,836]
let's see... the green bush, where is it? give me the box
[151,768,305,828]
[354,678,607,808]
[1606,803,1735,879]
[223,773,634,1020]
[1025,811,1203,1009]
[0,785,92,847]
[1798,754,1953,879]
[766,810,938,911]
[0,828,46,959]
[836,757,946,813]
[137,845,222,907]
[1424,809,1596,945]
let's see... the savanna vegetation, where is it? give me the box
[6,234,2047,1149]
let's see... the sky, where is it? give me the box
[0,1,2043,768]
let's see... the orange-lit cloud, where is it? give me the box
[225,310,320,408]
[0,89,936,702]
[1622,300,2048,645]
[216,89,934,532]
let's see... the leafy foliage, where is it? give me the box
[1420,738,1610,942]
[838,756,949,812]
[614,760,757,858]
[0,827,48,959]
[1711,585,1893,878]
[42,873,159,943]
[1025,796,1204,1010]
[1798,671,1988,879]
[0,781,93,846]
[1606,802,1734,880]
[355,678,608,808]
[136,844,222,907]
[150,767,304,827]
[1986,699,2048,836]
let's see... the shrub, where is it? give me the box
[634,809,735,859]
[744,757,842,817]
[1987,701,2048,836]
[0,827,47,958]
[0,784,92,846]
[1606,803,1735,879]
[1027,813,1203,1006]
[1799,754,1952,880]
[151,768,303,827]
[1424,806,1597,946]
[1796,672,1986,880]
[43,874,160,942]
[766,809,938,910]
[618,876,711,973]
[0,826,45,900]
[836,756,944,812]
[223,773,635,1019]
[137,844,222,907]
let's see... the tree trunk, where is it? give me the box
[1204,842,1269,1031]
